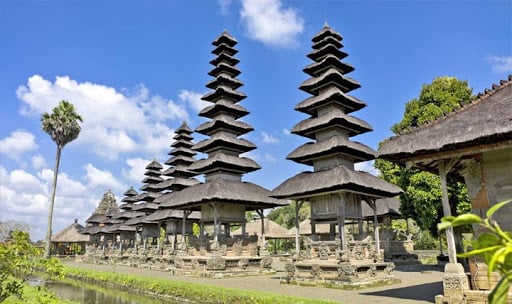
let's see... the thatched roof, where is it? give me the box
[287,136,375,165]
[143,209,200,222]
[199,100,249,119]
[85,213,108,224]
[288,219,331,236]
[295,86,366,115]
[300,68,360,95]
[291,107,372,138]
[131,202,159,212]
[379,76,512,172]
[155,179,287,211]
[188,153,260,174]
[196,119,253,136]
[272,165,402,200]
[361,197,401,219]
[193,134,256,153]
[231,218,292,239]
[51,220,89,243]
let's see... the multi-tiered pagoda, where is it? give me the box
[146,122,200,252]
[157,30,285,275]
[272,24,402,288]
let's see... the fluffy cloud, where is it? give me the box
[487,55,512,73]
[240,0,304,48]
[122,157,152,186]
[261,131,279,144]
[16,75,189,159]
[218,0,233,14]
[83,163,125,193]
[30,154,47,170]
[0,129,38,160]
[179,89,208,113]
[0,166,97,241]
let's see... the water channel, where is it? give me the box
[39,278,186,304]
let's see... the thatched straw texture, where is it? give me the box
[231,219,292,239]
[272,165,402,200]
[295,87,365,115]
[51,221,89,242]
[156,179,287,210]
[379,76,512,164]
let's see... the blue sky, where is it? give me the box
[1,0,511,241]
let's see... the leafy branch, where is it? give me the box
[438,199,512,304]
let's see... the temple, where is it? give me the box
[153,30,287,276]
[272,24,403,289]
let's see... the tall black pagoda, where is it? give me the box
[157,30,285,244]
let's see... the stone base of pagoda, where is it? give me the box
[282,259,400,290]
[170,255,275,278]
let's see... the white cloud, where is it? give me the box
[282,128,291,136]
[179,89,208,113]
[16,75,190,159]
[30,154,47,170]
[122,157,151,185]
[218,0,233,14]
[261,131,279,144]
[355,160,379,176]
[0,129,38,160]
[0,166,97,242]
[487,55,512,73]
[83,163,124,192]
[263,152,277,163]
[240,0,304,48]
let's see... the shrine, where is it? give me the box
[272,24,403,289]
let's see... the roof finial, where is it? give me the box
[324,15,329,28]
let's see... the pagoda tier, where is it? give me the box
[119,186,138,210]
[158,121,199,192]
[155,29,285,223]
[272,22,401,242]
[134,159,163,202]
[190,30,260,177]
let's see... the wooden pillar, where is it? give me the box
[294,200,303,255]
[368,198,381,254]
[439,161,457,264]
[256,209,265,248]
[338,194,347,251]
[212,203,219,242]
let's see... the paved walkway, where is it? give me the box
[63,261,444,304]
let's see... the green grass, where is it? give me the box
[3,279,77,304]
[64,266,337,304]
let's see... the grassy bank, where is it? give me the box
[2,279,76,304]
[64,266,336,304]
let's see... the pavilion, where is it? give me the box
[379,75,512,302]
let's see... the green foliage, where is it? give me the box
[268,201,310,229]
[391,76,472,134]
[41,100,83,149]
[414,230,439,250]
[64,266,335,304]
[376,76,473,237]
[439,200,512,304]
[0,230,65,303]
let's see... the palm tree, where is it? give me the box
[41,100,83,258]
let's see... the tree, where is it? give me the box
[267,201,310,229]
[375,77,472,237]
[41,100,82,258]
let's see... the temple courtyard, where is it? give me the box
[63,260,443,303]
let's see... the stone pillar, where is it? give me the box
[439,263,470,302]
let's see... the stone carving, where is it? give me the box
[367,265,377,277]
[384,263,395,275]
[285,263,295,277]
[220,244,228,256]
[318,242,330,260]
[260,256,272,269]
[338,265,356,278]
[206,256,226,270]
[233,239,243,256]
[311,264,322,278]
[238,258,249,269]
[248,243,258,256]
